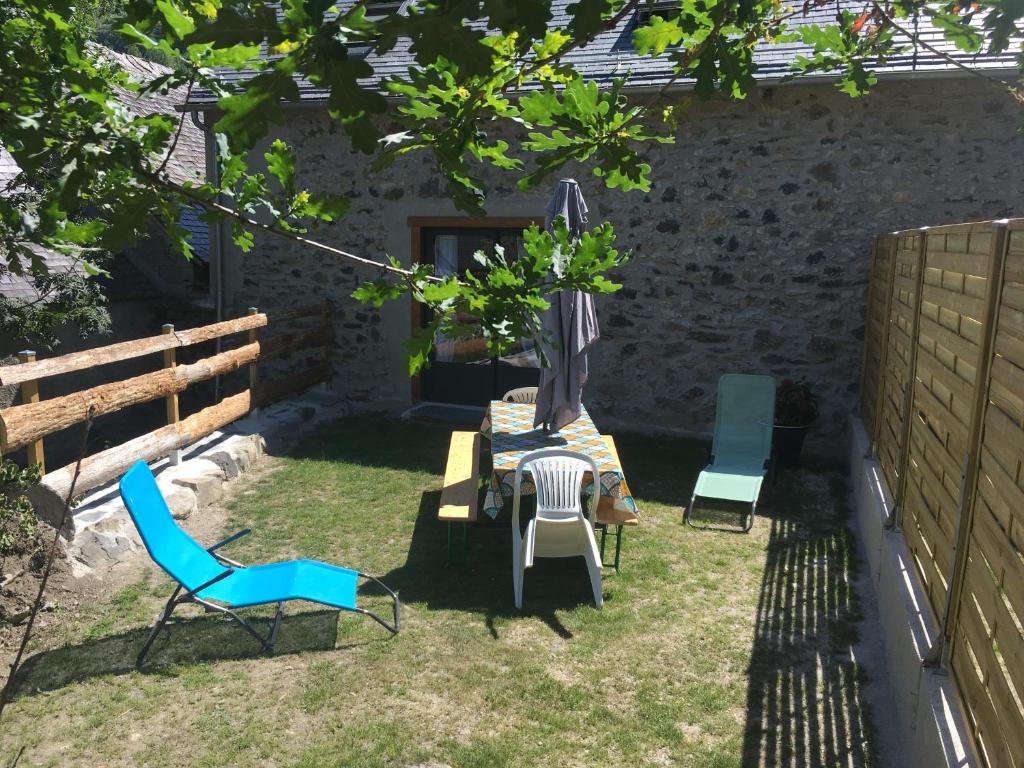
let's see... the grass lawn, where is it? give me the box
[2,415,877,767]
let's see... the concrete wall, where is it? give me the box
[847,415,977,768]
[212,78,1022,447]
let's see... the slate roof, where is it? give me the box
[0,242,89,305]
[0,148,22,192]
[177,205,211,263]
[1,49,207,303]
[186,0,1019,106]
[97,47,206,186]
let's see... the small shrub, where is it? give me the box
[774,379,819,427]
[0,459,42,574]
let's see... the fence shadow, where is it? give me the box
[7,610,356,698]
[740,484,875,767]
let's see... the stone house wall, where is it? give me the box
[212,78,1023,452]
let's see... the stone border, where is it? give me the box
[847,415,977,768]
[65,387,350,577]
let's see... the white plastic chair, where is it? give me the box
[502,386,538,404]
[511,449,603,610]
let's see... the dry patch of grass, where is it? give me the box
[1,417,877,767]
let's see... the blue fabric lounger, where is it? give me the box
[119,460,399,667]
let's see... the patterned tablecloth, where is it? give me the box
[480,401,640,523]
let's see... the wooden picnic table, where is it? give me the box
[480,400,639,569]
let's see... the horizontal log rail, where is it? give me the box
[32,364,332,517]
[1,303,335,517]
[0,324,334,453]
[0,314,266,387]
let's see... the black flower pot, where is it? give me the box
[773,423,813,467]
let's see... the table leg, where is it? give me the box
[614,525,623,573]
[446,522,469,567]
[446,522,454,566]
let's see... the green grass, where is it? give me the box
[1,416,877,767]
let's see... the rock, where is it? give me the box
[809,161,839,185]
[163,484,198,520]
[205,450,241,479]
[69,512,143,574]
[171,470,225,508]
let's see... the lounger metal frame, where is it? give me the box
[136,528,399,668]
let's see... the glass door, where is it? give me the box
[420,226,540,406]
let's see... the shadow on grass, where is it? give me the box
[612,431,709,508]
[287,414,454,475]
[740,469,876,768]
[7,610,359,698]
[367,489,603,639]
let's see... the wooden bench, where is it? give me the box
[439,431,480,563]
[594,435,637,572]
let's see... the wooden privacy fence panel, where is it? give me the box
[859,217,1024,768]
[948,219,1024,768]
[859,235,897,435]
[902,224,998,619]
[0,301,334,515]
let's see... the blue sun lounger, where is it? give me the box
[684,373,776,531]
[119,460,399,667]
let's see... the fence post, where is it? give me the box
[162,324,182,466]
[869,234,900,453]
[887,228,930,529]
[935,220,1010,668]
[16,351,44,474]
[248,307,260,416]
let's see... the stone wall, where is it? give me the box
[215,78,1023,451]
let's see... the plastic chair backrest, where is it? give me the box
[712,374,776,464]
[515,448,600,522]
[503,387,538,404]
[119,461,229,592]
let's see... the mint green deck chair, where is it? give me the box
[684,374,776,531]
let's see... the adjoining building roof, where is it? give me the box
[177,205,211,263]
[1,48,208,303]
[0,241,89,305]
[185,0,1019,107]
[97,47,206,187]
[0,147,22,191]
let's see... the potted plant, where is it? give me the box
[773,379,819,467]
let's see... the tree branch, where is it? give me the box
[154,76,196,179]
[872,3,1023,96]
[140,169,449,284]
[0,411,94,722]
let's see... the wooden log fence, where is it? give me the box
[1,300,334,522]
[859,218,1023,768]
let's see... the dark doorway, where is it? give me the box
[418,225,541,406]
